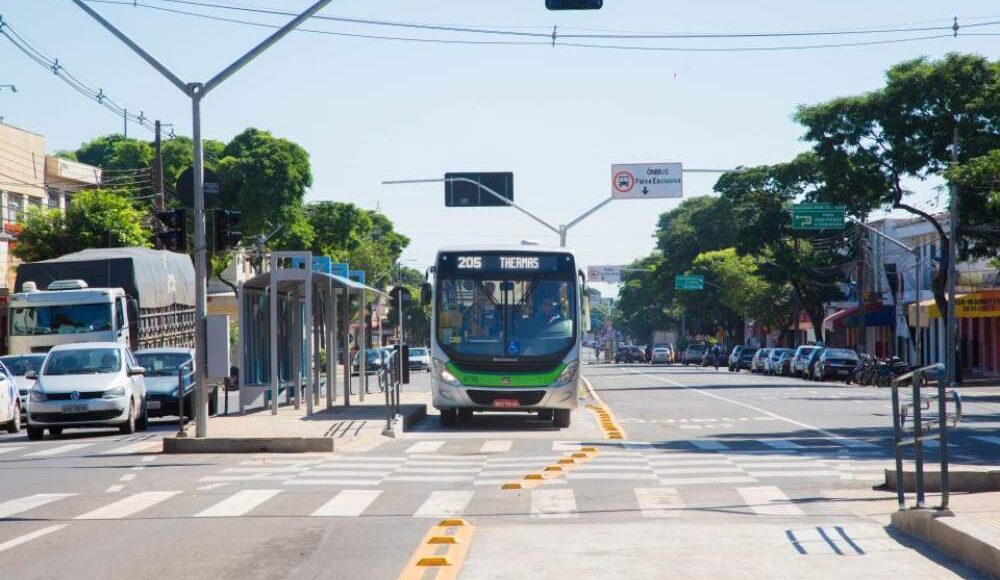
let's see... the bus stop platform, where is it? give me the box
[162,390,429,454]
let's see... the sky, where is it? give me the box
[2,1,998,296]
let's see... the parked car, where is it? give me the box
[408,347,431,372]
[766,349,795,375]
[134,347,215,419]
[737,348,757,371]
[790,346,820,378]
[26,342,148,440]
[650,347,671,364]
[751,348,771,373]
[802,347,826,380]
[614,346,628,364]
[628,345,647,363]
[352,348,387,375]
[813,348,861,381]
[776,350,796,376]
[682,344,707,366]
[0,354,47,422]
[728,346,744,372]
[0,360,20,433]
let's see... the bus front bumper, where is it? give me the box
[431,377,579,411]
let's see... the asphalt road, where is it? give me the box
[0,365,996,579]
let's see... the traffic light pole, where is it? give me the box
[73,0,334,438]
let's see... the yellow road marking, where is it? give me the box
[398,519,475,580]
[581,375,627,440]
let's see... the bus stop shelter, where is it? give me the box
[237,251,387,415]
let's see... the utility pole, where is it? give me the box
[858,220,867,353]
[123,108,127,139]
[946,126,960,387]
[73,0,334,438]
[153,120,164,211]
[793,236,800,347]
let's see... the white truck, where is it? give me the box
[8,248,195,354]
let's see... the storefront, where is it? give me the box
[822,302,894,357]
[908,290,1000,377]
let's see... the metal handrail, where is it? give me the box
[176,360,195,437]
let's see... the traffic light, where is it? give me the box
[213,209,242,252]
[154,208,187,252]
[546,0,602,9]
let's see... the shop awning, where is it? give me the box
[823,302,889,330]
[908,290,1000,326]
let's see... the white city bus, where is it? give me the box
[423,245,590,428]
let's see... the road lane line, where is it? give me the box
[634,371,872,447]
[119,473,136,482]
[530,489,577,518]
[386,475,474,483]
[25,443,94,457]
[76,491,180,520]
[285,479,382,486]
[406,441,444,453]
[397,519,474,580]
[194,489,281,518]
[659,476,757,485]
[0,446,23,455]
[0,525,67,554]
[653,467,746,475]
[413,491,474,518]
[582,375,628,440]
[105,485,124,493]
[480,440,512,453]
[635,488,684,517]
[0,494,75,518]
[311,490,382,517]
[747,470,842,478]
[99,441,161,455]
[737,486,805,516]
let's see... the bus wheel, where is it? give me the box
[458,409,473,423]
[439,409,457,427]
[553,409,571,428]
[538,409,553,421]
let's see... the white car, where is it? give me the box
[0,354,46,423]
[408,347,431,372]
[26,342,148,440]
[650,347,671,364]
[0,361,20,433]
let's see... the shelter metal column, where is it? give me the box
[327,281,336,407]
[269,256,279,415]
[342,286,351,406]
[293,292,301,411]
[305,274,314,415]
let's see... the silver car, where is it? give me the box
[26,342,148,440]
[650,347,671,364]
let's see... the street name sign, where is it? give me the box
[791,203,846,230]
[587,265,622,284]
[611,163,683,199]
[445,172,514,207]
[675,275,704,291]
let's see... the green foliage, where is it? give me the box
[74,135,154,172]
[946,149,1000,262]
[383,267,430,345]
[305,201,410,288]
[12,189,152,262]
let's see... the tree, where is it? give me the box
[12,189,152,262]
[795,53,1000,331]
[74,134,154,172]
[945,149,1000,265]
[383,267,430,345]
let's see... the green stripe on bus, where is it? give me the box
[446,362,566,388]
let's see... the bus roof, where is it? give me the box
[437,244,576,256]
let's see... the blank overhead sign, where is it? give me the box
[444,172,514,207]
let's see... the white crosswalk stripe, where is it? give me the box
[635,488,684,517]
[195,489,281,518]
[531,489,577,519]
[99,441,161,455]
[480,440,513,453]
[25,443,94,457]
[0,494,75,518]
[405,441,444,453]
[0,525,67,554]
[311,490,382,517]
[0,446,24,455]
[737,486,805,516]
[413,491,474,518]
[76,491,180,520]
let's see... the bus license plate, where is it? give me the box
[493,399,519,409]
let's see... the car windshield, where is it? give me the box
[43,348,121,375]
[135,353,192,376]
[10,303,113,336]
[797,348,817,357]
[409,348,428,357]
[825,349,859,359]
[354,349,382,364]
[0,355,47,376]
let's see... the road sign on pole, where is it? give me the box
[791,203,846,230]
[611,163,683,199]
[587,265,622,284]
[675,275,704,291]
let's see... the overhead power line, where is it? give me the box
[84,0,1000,52]
[0,16,166,133]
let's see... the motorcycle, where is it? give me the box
[850,353,875,386]
[875,356,912,387]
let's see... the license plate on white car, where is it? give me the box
[62,405,87,414]
[147,400,162,410]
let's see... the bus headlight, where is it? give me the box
[432,359,462,386]
[552,362,578,387]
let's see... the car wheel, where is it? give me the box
[439,408,457,427]
[6,406,20,433]
[458,408,473,423]
[119,400,137,434]
[136,400,149,432]
[27,425,44,440]
[538,409,554,421]
[553,408,571,428]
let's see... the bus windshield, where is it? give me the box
[437,276,575,358]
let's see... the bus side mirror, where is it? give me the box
[582,295,592,333]
[420,283,432,306]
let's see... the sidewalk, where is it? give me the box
[891,492,1000,579]
[162,388,429,454]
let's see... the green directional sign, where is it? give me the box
[792,203,846,230]
[675,275,704,291]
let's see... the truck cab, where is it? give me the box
[7,280,133,354]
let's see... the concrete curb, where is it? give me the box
[884,469,1000,493]
[891,509,1000,579]
[163,437,333,454]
